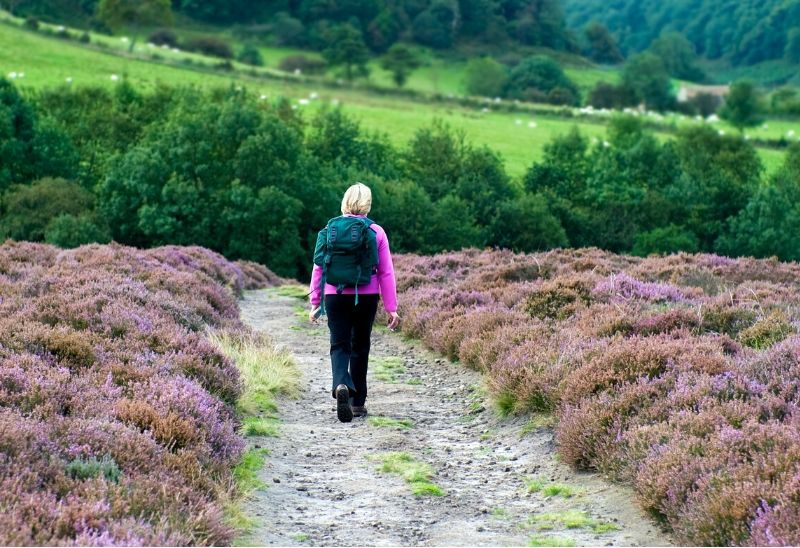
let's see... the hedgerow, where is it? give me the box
[0,241,279,545]
[394,248,800,545]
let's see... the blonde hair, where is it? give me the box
[340,183,372,215]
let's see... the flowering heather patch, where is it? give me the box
[394,248,800,545]
[0,241,278,546]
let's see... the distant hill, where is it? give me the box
[563,0,800,66]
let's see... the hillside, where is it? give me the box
[564,0,800,73]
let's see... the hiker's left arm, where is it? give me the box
[376,228,398,315]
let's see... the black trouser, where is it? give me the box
[325,293,379,407]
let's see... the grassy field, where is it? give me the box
[0,17,788,176]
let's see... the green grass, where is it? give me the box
[210,330,300,540]
[373,356,406,383]
[528,535,577,547]
[520,414,557,436]
[272,284,309,300]
[367,416,414,429]
[541,484,577,498]
[241,416,279,437]
[528,510,619,534]
[0,15,788,178]
[292,533,310,542]
[372,452,445,497]
[525,477,546,494]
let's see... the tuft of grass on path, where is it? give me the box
[372,452,445,497]
[210,330,300,416]
[528,534,577,547]
[368,416,414,429]
[528,510,619,534]
[373,356,406,383]
[272,284,309,300]
[542,484,577,499]
[211,329,300,539]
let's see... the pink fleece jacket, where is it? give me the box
[309,214,398,313]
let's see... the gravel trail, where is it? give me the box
[239,289,672,547]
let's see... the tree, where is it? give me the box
[0,178,95,242]
[785,28,800,63]
[412,0,458,49]
[464,57,508,97]
[380,44,421,88]
[584,21,623,64]
[621,52,674,111]
[97,0,173,53]
[648,32,705,81]
[487,194,568,251]
[505,55,580,104]
[322,24,371,81]
[720,81,764,132]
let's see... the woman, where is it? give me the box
[309,183,400,423]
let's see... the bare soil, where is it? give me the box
[238,290,672,547]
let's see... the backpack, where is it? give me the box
[313,216,379,313]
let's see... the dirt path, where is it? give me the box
[239,289,672,547]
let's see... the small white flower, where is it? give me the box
[110,74,119,81]
[528,121,537,128]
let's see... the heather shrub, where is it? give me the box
[738,310,793,349]
[393,247,800,546]
[0,242,279,545]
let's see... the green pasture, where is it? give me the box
[0,17,788,177]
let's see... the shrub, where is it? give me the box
[184,36,234,59]
[24,16,40,30]
[237,44,264,67]
[279,54,327,75]
[148,28,178,47]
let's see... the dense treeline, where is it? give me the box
[2,77,800,278]
[564,0,800,66]
[9,0,576,53]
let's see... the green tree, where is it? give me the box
[412,0,458,49]
[380,44,421,88]
[322,24,371,81]
[785,28,800,63]
[584,21,623,64]
[403,120,466,200]
[425,195,484,252]
[464,57,508,97]
[505,55,579,104]
[631,225,699,256]
[621,52,674,111]
[0,178,95,241]
[648,32,705,81]
[716,146,800,260]
[719,81,764,132]
[45,213,112,248]
[487,194,568,251]
[97,0,173,53]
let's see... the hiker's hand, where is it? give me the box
[387,311,400,331]
[309,306,321,324]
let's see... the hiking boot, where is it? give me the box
[335,384,353,423]
[352,405,368,417]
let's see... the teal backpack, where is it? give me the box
[313,216,379,314]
